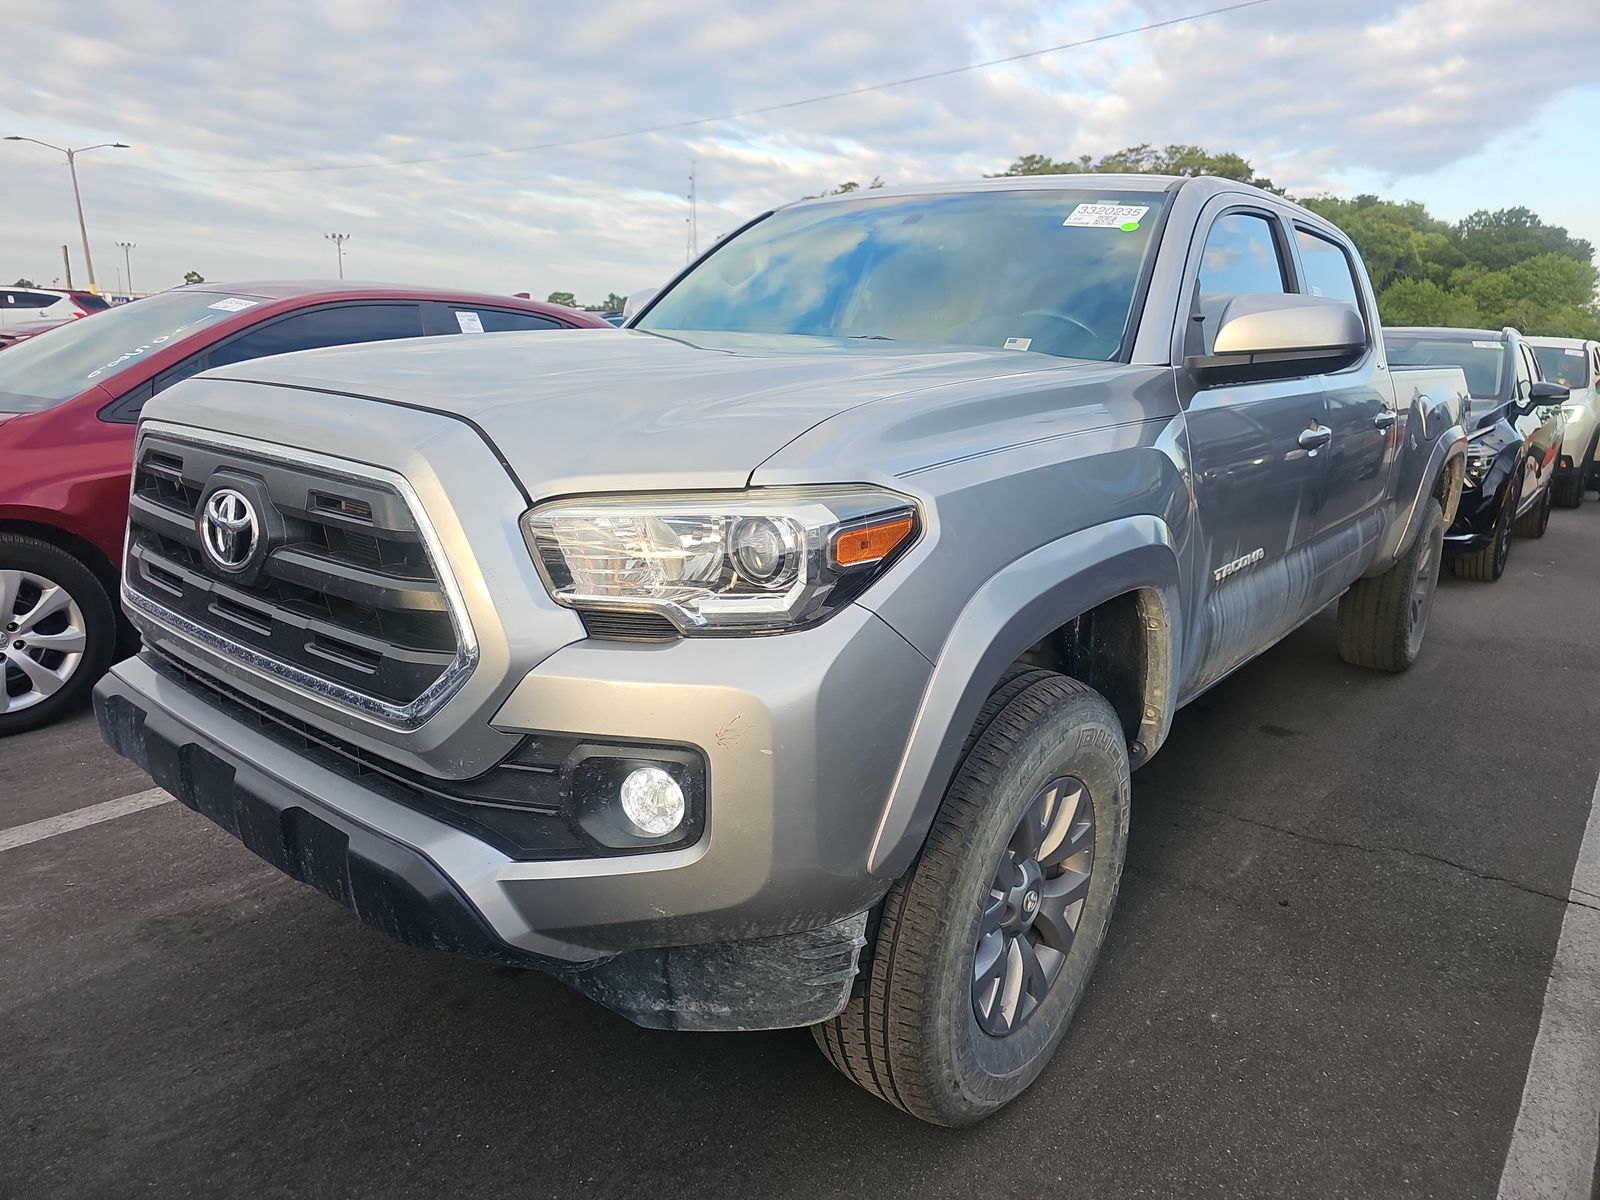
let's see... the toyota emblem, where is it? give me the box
[200,488,260,571]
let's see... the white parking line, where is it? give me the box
[0,788,173,853]
[1497,771,1600,1200]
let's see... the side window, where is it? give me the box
[455,308,563,334]
[206,304,425,369]
[1192,212,1289,355]
[1513,344,1533,400]
[1294,228,1366,335]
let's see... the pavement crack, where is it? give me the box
[1145,788,1600,913]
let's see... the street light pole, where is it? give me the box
[116,241,137,296]
[5,136,130,294]
[325,233,351,280]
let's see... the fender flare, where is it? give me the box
[1371,424,1467,574]
[864,514,1182,879]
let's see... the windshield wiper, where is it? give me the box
[848,334,896,341]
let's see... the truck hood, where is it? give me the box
[204,329,1099,494]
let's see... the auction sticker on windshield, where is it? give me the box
[1064,203,1150,230]
[207,298,258,313]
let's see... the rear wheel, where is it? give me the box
[0,535,116,737]
[1553,471,1584,509]
[1514,479,1553,538]
[1336,497,1445,672]
[812,673,1130,1126]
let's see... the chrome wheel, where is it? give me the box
[972,775,1095,1037]
[0,570,89,715]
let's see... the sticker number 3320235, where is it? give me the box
[1063,203,1150,230]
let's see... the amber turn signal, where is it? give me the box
[832,513,915,567]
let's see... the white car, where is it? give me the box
[0,286,109,329]
[1528,335,1600,507]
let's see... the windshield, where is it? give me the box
[0,289,264,413]
[1532,345,1591,390]
[638,189,1169,362]
[1383,335,1505,399]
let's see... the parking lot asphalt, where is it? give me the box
[4,507,1599,1200]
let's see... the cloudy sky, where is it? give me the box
[3,0,1597,304]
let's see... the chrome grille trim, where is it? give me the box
[124,421,479,730]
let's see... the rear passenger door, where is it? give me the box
[1290,224,1393,562]
[1178,203,1330,696]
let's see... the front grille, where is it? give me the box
[126,433,463,710]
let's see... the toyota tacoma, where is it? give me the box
[96,176,1468,1125]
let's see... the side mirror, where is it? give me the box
[1188,293,1366,377]
[622,287,660,324]
[1516,380,1570,417]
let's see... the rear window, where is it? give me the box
[0,289,265,413]
[70,292,112,312]
[1383,335,1505,399]
[1532,345,1591,390]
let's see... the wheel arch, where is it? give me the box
[0,516,121,601]
[865,514,1180,880]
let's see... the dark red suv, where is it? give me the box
[0,281,610,734]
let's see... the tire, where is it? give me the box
[813,673,1130,1126]
[0,534,117,737]
[1514,479,1553,538]
[1450,487,1513,582]
[1336,497,1445,672]
[1553,472,1584,509]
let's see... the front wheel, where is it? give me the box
[0,535,117,737]
[1336,497,1445,672]
[1514,479,1553,538]
[812,673,1130,1126]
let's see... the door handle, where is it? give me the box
[1373,410,1398,429]
[1298,426,1333,450]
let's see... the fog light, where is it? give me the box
[619,766,686,836]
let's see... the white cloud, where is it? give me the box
[1,0,1596,300]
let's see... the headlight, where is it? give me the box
[523,486,919,633]
[1563,403,1586,421]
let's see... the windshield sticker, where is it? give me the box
[454,310,484,334]
[1063,202,1150,231]
[1003,337,1032,351]
[1566,348,1584,356]
[1472,340,1501,349]
[207,297,258,313]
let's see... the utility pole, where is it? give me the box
[60,244,73,290]
[688,160,700,262]
[115,266,123,294]
[116,241,136,296]
[4,136,130,294]
[325,233,351,280]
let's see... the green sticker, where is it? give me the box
[1120,221,1140,232]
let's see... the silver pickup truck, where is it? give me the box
[95,175,1468,1126]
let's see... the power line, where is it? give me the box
[140,0,1274,177]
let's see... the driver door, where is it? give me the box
[1178,204,1331,699]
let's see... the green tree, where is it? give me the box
[803,177,885,199]
[1300,195,1459,292]
[601,292,627,312]
[12,277,37,287]
[1454,208,1595,275]
[183,271,205,285]
[992,144,1280,192]
[1377,278,1482,328]
[547,291,577,307]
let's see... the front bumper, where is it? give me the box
[93,603,929,1028]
